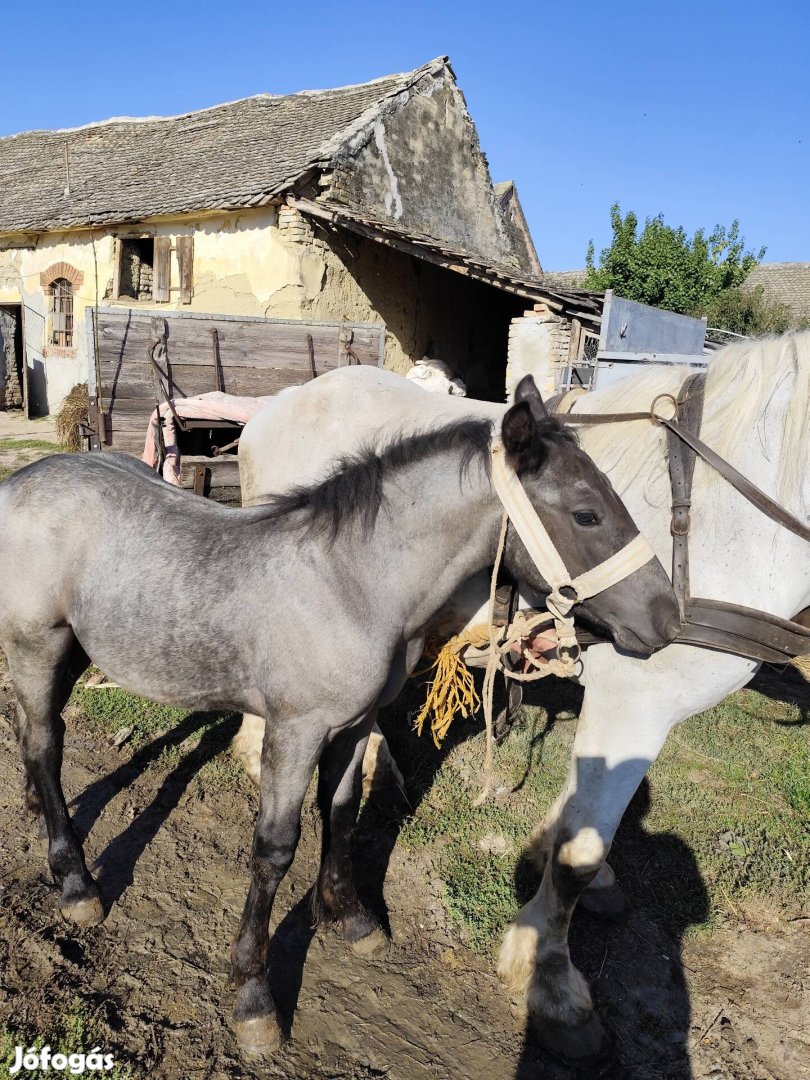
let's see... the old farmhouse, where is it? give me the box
[0,56,602,448]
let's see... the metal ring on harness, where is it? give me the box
[649,393,678,424]
[557,639,582,665]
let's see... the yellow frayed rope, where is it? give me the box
[414,624,491,748]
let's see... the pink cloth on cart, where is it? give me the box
[142,391,275,485]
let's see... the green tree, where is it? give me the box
[702,286,795,337]
[583,205,798,335]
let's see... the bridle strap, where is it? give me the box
[559,396,810,545]
[667,373,706,617]
[489,438,656,617]
[570,532,657,600]
[489,439,570,596]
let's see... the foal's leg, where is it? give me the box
[498,646,757,1060]
[7,631,100,925]
[230,721,325,1054]
[313,715,387,955]
[13,639,89,826]
[11,702,43,819]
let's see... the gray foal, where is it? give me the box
[0,378,678,1053]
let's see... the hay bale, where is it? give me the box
[793,655,810,680]
[55,383,89,452]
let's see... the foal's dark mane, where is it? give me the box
[256,414,575,543]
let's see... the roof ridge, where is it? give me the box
[0,56,449,144]
[749,261,810,268]
[312,56,452,165]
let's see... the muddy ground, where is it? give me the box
[0,431,806,1079]
[0,651,807,1080]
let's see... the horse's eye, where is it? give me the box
[574,510,600,527]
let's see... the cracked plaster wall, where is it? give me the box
[0,200,524,413]
[327,70,531,274]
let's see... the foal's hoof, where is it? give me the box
[60,891,106,927]
[232,1013,283,1056]
[578,881,628,922]
[532,1010,606,1062]
[348,925,389,958]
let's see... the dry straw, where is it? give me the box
[55,383,89,452]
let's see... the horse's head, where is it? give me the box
[499,376,680,654]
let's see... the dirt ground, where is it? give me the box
[0,652,807,1080]
[0,426,807,1078]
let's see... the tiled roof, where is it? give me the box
[0,59,446,233]
[744,262,810,323]
[542,269,587,289]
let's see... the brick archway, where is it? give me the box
[40,261,84,292]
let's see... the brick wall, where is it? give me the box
[505,304,572,400]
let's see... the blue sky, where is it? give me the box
[3,0,808,270]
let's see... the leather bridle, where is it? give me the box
[551,375,810,665]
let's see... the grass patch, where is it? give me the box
[0,438,58,452]
[74,683,187,746]
[72,681,246,794]
[387,668,809,952]
[643,685,810,913]
[0,998,138,1078]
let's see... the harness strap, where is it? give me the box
[560,401,810,544]
[667,373,706,616]
[554,378,810,665]
[656,413,810,544]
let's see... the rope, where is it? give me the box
[415,437,653,805]
[472,515,582,805]
[413,513,583,805]
[413,625,491,746]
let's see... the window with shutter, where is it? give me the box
[153,237,171,302]
[115,238,154,300]
[176,236,194,304]
[113,235,191,304]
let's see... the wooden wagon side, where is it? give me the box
[85,306,385,490]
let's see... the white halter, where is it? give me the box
[489,437,656,623]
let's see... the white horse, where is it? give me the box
[234,331,810,1059]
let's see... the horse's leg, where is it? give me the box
[233,711,404,803]
[7,631,100,925]
[360,710,406,804]
[498,646,757,1061]
[230,720,325,1055]
[312,714,387,955]
[11,702,42,818]
[577,860,626,920]
[495,678,524,742]
[12,640,90,827]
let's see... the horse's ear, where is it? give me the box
[501,401,547,472]
[514,375,549,420]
